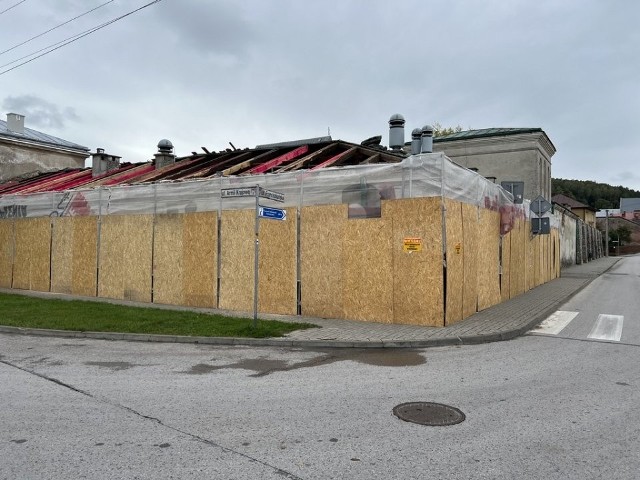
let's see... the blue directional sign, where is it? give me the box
[258,206,286,221]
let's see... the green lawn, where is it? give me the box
[0,293,315,338]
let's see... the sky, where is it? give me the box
[0,0,638,188]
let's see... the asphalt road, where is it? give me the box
[1,257,639,479]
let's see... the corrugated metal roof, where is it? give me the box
[0,139,405,195]
[433,127,543,142]
[0,119,89,153]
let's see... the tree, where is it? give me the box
[432,122,464,137]
[609,225,632,245]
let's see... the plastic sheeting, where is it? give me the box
[0,153,531,228]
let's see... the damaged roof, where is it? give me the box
[0,137,405,195]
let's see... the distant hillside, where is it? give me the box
[552,178,640,210]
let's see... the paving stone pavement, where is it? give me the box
[0,256,621,348]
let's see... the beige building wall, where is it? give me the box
[433,132,555,202]
[0,142,88,181]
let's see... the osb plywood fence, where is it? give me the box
[0,197,560,327]
[1,153,591,327]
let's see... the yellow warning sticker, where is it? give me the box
[403,237,423,252]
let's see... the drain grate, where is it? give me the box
[393,402,465,426]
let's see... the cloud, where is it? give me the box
[2,95,80,129]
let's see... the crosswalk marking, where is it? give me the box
[529,311,579,335]
[529,311,625,343]
[587,314,624,342]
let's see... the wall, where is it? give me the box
[0,197,562,327]
[433,132,555,201]
[556,208,578,267]
[0,142,87,181]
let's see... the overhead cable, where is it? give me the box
[0,0,27,15]
[0,0,115,56]
[0,0,162,76]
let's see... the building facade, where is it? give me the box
[432,128,556,202]
[0,113,90,182]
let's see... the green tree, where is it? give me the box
[432,122,464,137]
[552,178,640,209]
[609,225,632,245]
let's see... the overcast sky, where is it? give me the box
[0,0,638,189]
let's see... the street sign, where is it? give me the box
[530,195,552,216]
[258,206,286,221]
[221,187,257,198]
[259,188,285,203]
[221,187,285,203]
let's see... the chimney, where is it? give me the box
[388,114,405,150]
[411,128,422,155]
[420,125,433,153]
[91,148,121,177]
[6,113,25,134]
[154,139,175,169]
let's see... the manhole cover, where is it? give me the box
[393,402,465,426]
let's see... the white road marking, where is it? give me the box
[587,314,624,342]
[529,310,579,335]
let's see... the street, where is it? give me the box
[1,256,639,479]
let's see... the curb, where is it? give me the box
[0,258,621,349]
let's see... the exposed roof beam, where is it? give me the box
[221,149,277,176]
[310,147,358,170]
[274,143,339,173]
[246,145,309,175]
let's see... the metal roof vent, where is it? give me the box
[157,139,174,154]
[155,139,176,169]
[421,125,434,153]
[411,128,422,155]
[389,114,405,150]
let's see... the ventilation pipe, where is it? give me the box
[388,113,405,150]
[91,148,121,177]
[154,139,176,169]
[411,128,422,154]
[420,125,434,153]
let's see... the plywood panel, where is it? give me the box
[259,208,297,315]
[501,230,511,302]
[343,214,393,323]
[12,219,31,290]
[13,218,51,291]
[124,215,153,302]
[462,203,479,318]
[98,215,125,299]
[300,204,346,319]
[51,217,73,294]
[183,212,217,308]
[153,214,184,306]
[391,198,444,326]
[219,209,254,313]
[445,199,464,325]
[477,208,501,311]
[98,215,153,302]
[0,219,14,288]
[71,216,98,297]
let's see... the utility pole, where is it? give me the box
[605,209,609,257]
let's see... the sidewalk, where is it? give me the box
[0,256,621,348]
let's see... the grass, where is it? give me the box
[0,293,316,338]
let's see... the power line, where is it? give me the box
[0,0,162,76]
[0,0,115,57]
[0,0,27,15]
